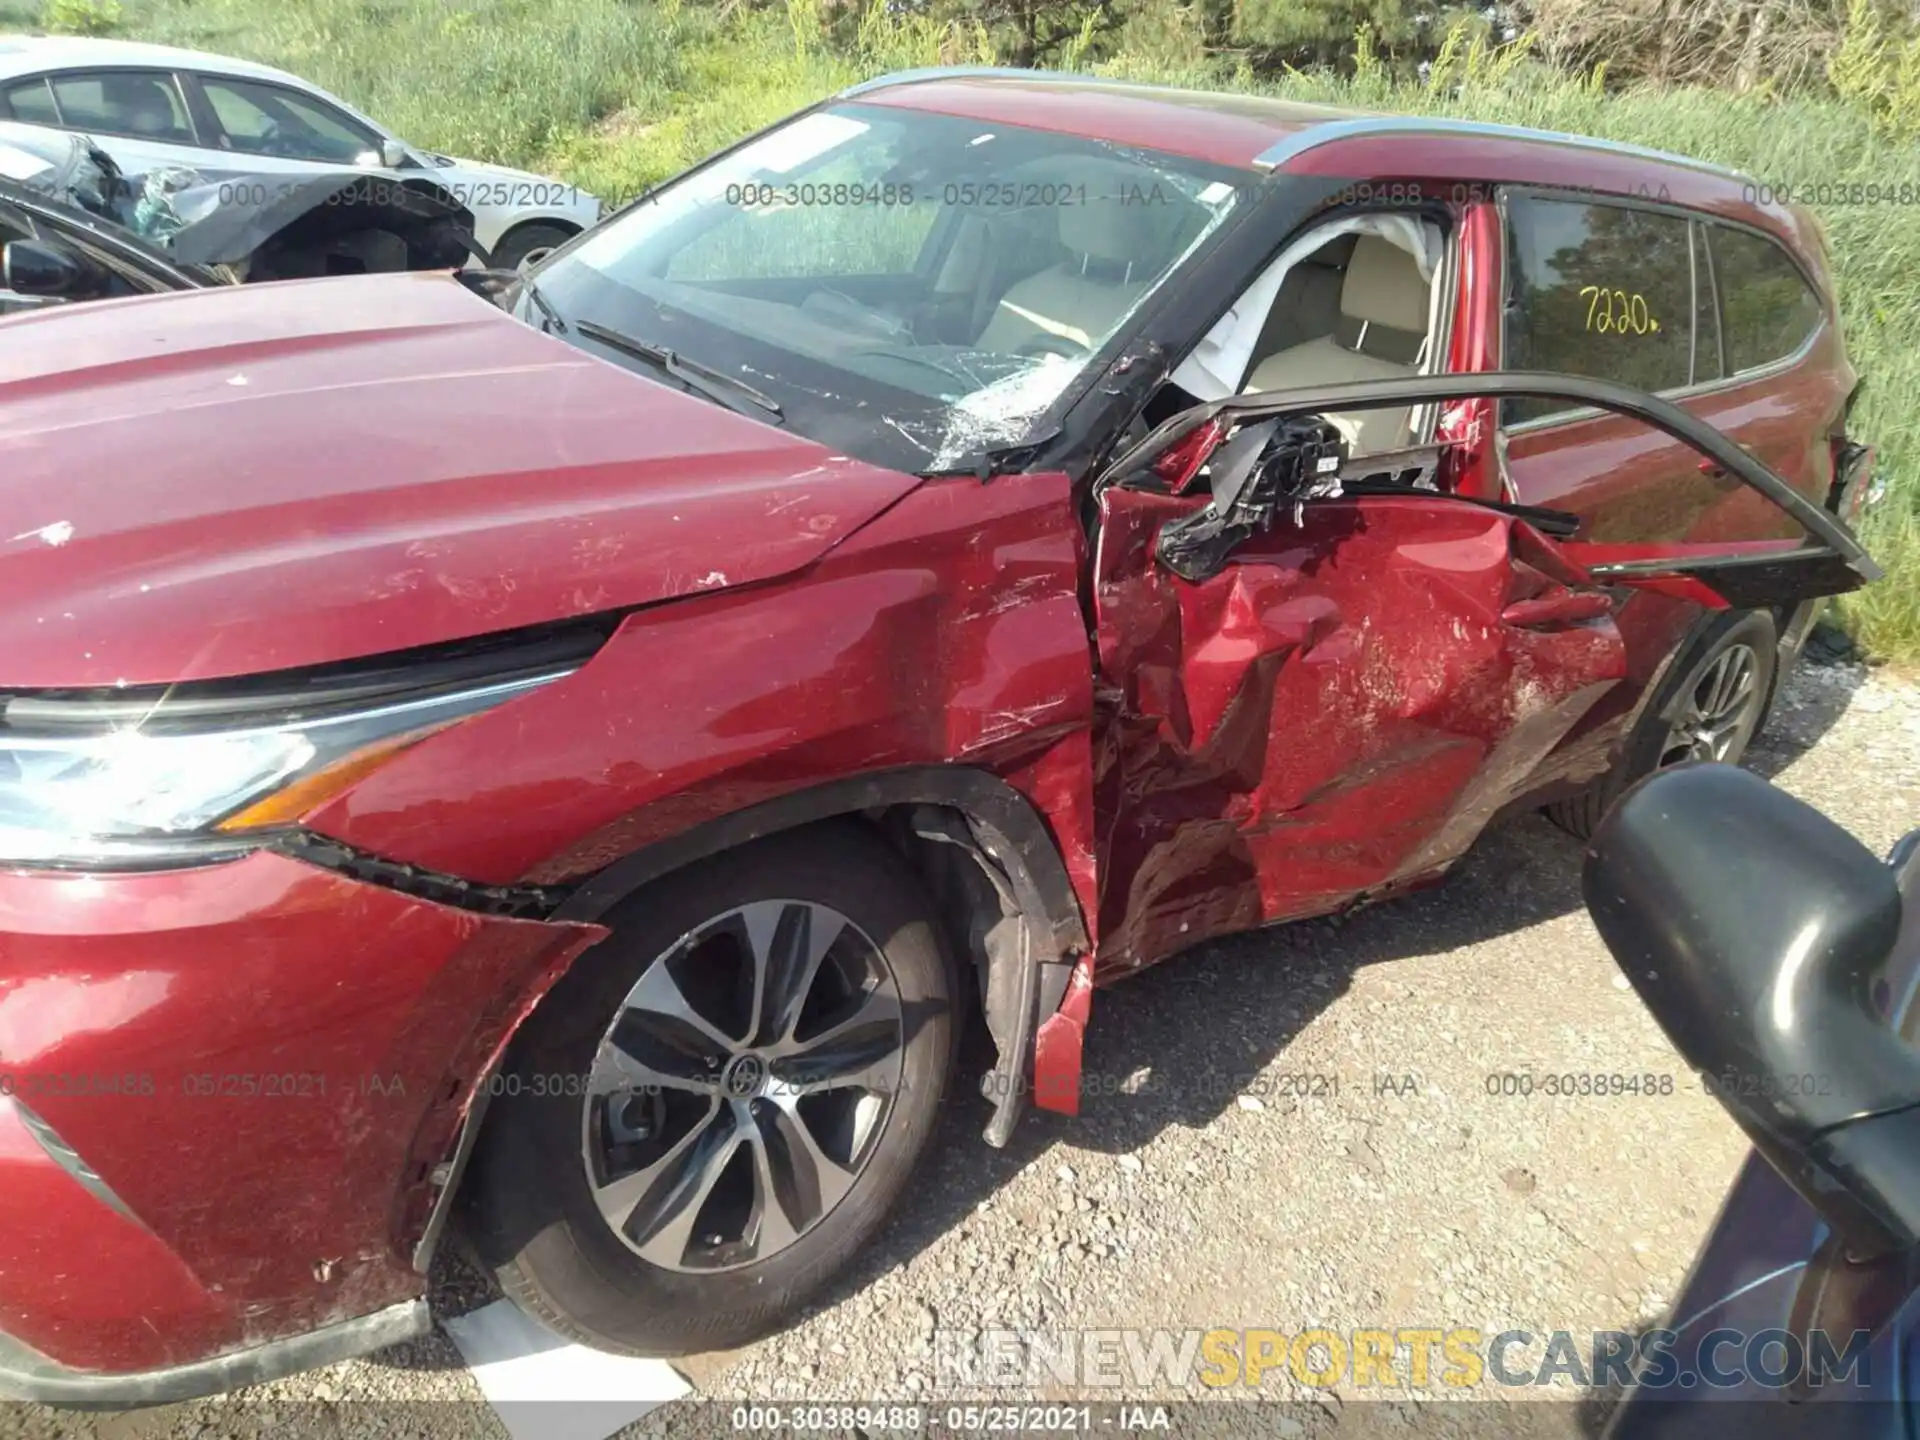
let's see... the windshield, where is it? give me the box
[525,102,1247,473]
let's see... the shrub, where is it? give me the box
[1525,0,1844,93]
[41,0,122,35]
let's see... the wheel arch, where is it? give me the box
[550,764,1087,951]
[414,765,1090,1273]
[490,215,581,261]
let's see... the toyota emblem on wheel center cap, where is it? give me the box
[722,1053,768,1099]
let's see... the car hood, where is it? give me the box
[0,271,922,687]
[438,155,539,181]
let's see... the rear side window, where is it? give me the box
[1503,196,1695,425]
[1706,223,1824,374]
[47,71,196,144]
[1,78,58,126]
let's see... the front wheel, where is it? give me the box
[490,222,575,272]
[1547,609,1779,840]
[463,824,958,1355]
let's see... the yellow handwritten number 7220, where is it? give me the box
[1579,285,1660,336]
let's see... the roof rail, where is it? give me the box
[1255,115,1750,184]
[839,65,1109,99]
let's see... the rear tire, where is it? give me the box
[464,824,957,1355]
[1547,609,1778,840]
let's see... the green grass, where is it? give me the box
[23,0,1920,660]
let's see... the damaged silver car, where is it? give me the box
[0,118,482,311]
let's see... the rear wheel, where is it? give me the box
[1547,609,1778,840]
[464,824,957,1355]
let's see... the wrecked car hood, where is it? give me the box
[0,120,473,272]
[0,270,926,687]
[140,169,476,269]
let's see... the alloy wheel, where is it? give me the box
[580,900,905,1272]
[1659,642,1764,767]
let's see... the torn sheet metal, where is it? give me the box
[1091,485,1628,974]
[0,119,479,277]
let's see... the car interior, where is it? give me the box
[972,197,1181,358]
[93,73,188,140]
[652,153,1220,413]
[1152,216,1446,460]
[1241,233,1436,449]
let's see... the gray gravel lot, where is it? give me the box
[11,654,1919,1440]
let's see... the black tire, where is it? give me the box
[1546,608,1779,840]
[463,823,958,1355]
[490,222,574,272]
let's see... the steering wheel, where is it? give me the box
[255,118,298,158]
[808,288,915,343]
[1016,333,1090,361]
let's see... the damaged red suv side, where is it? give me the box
[0,69,1880,1402]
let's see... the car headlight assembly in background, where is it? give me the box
[0,626,605,870]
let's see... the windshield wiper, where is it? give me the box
[575,319,783,422]
[517,273,567,334]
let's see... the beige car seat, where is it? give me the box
[1241,235,1433,453]
[976,201,1164,355]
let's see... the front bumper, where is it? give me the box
[0,1299,427,1407]
[0,847,601,1400]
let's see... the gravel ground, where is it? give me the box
[11,653,1920,1440]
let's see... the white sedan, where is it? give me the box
[0,35,599,268]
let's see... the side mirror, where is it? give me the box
[2,238,104,298]
[1154,415,1347,582]
[353,139,410,170]
[1584,762,1920,1259]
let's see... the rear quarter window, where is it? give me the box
[1503,195,1695,425]
[1706,223,1825,373]
[1,78,58,126]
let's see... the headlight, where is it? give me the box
[0,633,597,869]
[0,728,316,853]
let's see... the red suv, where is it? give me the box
[0,68,1879,1402]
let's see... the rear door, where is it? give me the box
[6,68,216,177]
[1490,192,1857,778]
[1089,372,1878,973]
[1498,190,1847,547]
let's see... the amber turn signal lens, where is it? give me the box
[214,727,442,832]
